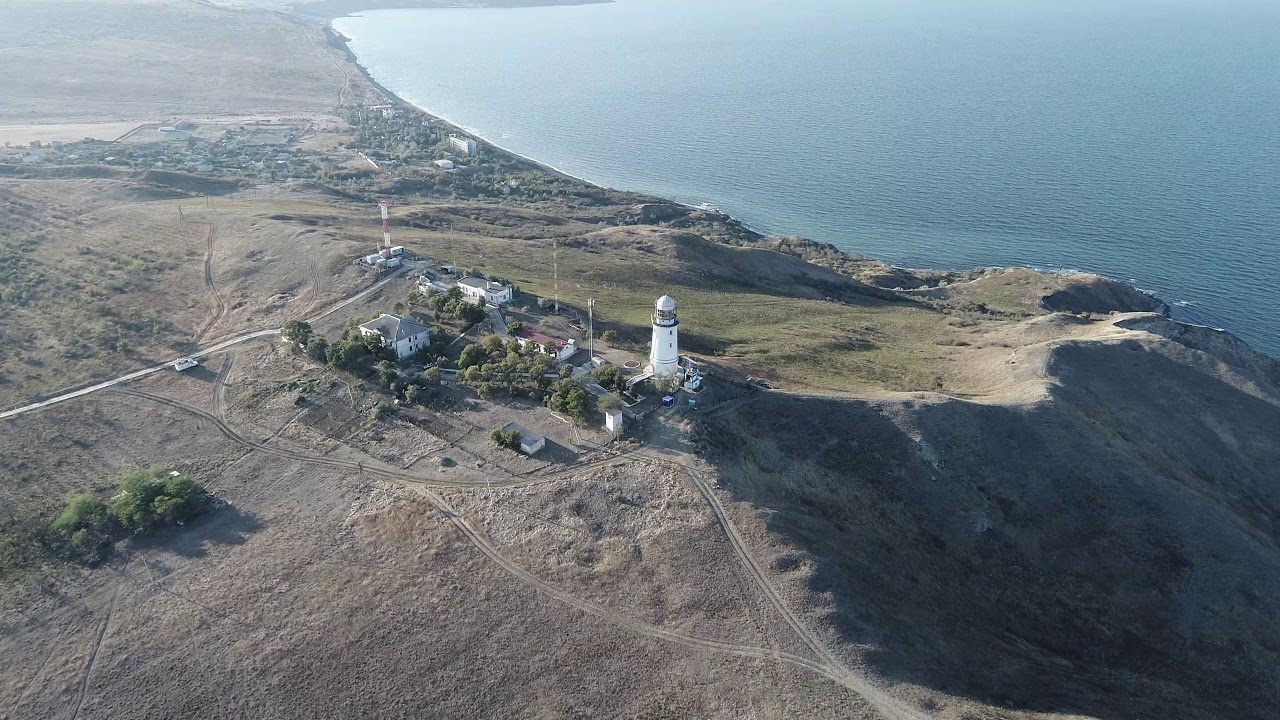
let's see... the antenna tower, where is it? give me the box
[588,298,595,358]
[553,237,560,315]
[379,200,391,248]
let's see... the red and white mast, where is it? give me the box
[379,200,391,248]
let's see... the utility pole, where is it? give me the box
[553,236,559,315]
[588,298,595,358]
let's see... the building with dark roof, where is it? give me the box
[358,313,431,360]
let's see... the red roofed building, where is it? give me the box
[514,328,578,362]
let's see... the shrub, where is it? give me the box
[491,429,522,451]
[601,329,617,344]
[48,494,114,563]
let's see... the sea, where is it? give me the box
[333,0,1280,358]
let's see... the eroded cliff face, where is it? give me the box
[695,316,1280,720]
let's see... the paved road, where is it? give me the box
[485,305,508,336]
[0,267,408,422]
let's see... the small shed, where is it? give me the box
[502,422,545,455]
[604,408,623,434]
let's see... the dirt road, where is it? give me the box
[0,266,408,422]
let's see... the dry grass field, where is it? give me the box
[1,0,371,124]
[0,347,895,720]
[0,174,379,409]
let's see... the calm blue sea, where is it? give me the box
[334,0,1280,357]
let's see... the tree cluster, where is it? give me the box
[458,336,556,401]
[47,468,212,564]
[424,286,486,326]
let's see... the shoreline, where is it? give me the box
[320,11,1203,333]
[325,20,774,236]
[323,25,615,192]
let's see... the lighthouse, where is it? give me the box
[649,295,680,377]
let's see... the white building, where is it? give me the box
[448,134,478,157]
[359,314,431,360]
[502,422,545,455]
[457,277,514,305]
[605,408,623,434]
[514,328,578,363]
[649,295,680,377]
[433,159,455,171]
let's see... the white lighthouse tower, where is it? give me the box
[649,295,680,377]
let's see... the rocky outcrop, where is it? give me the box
[1041,275,1166,315]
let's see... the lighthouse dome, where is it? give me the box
[655,295,677,312]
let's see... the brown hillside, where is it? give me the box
[695,323,1280,720]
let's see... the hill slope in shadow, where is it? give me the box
[696,319,1280,719]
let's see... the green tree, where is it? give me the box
[282,320,313,347]
[424,366,443,384]
[491,428,521,450]
[377,359,399,387]
[482,334,506,353]
[594,365,624,391]
[107,468,210,534]
[598,393,624,413]
[549,380,589,424]
[458,343,486,370]
[601,329,618,344]
[305,336,329,363]
[404,384,420,405]
[327,338,368,372]
[565,386,588,423]
[361,332,390,358]
[477,382,493,400]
